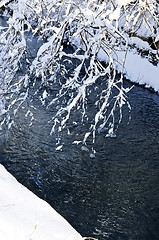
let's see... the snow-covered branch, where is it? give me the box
[0,0,158,143]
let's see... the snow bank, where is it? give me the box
[0,164,82,240]
[122,51,159,91]
[98,47,159,92]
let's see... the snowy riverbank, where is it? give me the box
[0,1,158,238]
[98,37,159,92]
[0,164,82,240]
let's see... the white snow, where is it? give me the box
[155,29,159,43]
[116,0,132,6]
[0,0,11,8]
[120,51,159,91]
[0,164,82,240]
[109,7,120,21]
[98,46,159,92]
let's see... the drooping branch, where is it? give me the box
[0,0,158,143]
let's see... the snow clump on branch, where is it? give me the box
[0,0,158,144]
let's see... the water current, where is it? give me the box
[0,17,159,240]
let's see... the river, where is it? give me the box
[0,16,159,240]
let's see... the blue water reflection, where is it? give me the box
[0,15,159,240]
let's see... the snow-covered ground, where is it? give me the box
[0,164,82,240]
[121,50,159,91]
[124,37,159,91]
[98,38,159,92]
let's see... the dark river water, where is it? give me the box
[0,17,159,240]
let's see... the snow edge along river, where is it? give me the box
[0,164,83,240]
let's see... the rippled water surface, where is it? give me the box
[0,81,159,240]
[0,16,159,240]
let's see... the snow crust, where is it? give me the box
[121,52,159,91]
[0,164,82,240]
[98,46,159,92]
